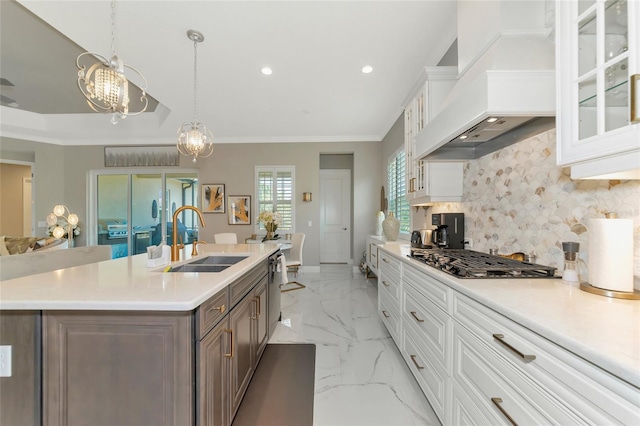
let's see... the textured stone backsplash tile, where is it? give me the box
[422,129,640,285]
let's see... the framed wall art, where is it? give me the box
[201,184,225,213]
[228,195,251,225]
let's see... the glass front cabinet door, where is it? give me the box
[556,0,640,179]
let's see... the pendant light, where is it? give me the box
[177,30,214,164]
[76,0,148,124]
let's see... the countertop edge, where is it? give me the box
[0,244,280,312]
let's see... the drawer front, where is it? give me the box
[453,324,583,426]
[378,251,402,276]
[195,287,229,340]
[379,290,400,345]
[403,283,451,372]
[453,292,640,425]
[230,262,267,308]
[403,263,451,313]
[403,326,449,424]
[369,243,378,268]
[379,268,400,305]
[451,379,496,426]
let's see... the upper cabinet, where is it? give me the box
[556,0,640,179]
[404,67,463,205]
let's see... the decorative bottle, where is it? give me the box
[375,211,385,236]
[382,211,400,241]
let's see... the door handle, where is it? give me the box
[410,311,424,323]
[632,74,639,123]
[410,355,424,370]
[491,397,518,426]
[343,228,347,230]
[224,329,233,358]
[492,334,536,362]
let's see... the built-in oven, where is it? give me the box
[268,251,282,336]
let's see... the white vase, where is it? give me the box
[375,211,385,236]
[382,211,400,241]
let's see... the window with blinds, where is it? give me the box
[255,166,295,231]
[388,149,410,234]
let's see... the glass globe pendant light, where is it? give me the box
[76,0,148,124]
[177,30,214,164]
[46,205,79,247]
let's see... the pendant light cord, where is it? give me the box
[110,0,116,57]
[193,37,198,123]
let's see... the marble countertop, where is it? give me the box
[0,243,280,311]
[378,244,640,389]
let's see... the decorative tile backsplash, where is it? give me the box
[422,129,640,286]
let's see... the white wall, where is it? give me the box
[1,138,382,267]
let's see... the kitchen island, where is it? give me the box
[377,243,640,425]
[0,243,281,426]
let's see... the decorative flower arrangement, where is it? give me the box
[47,218,80,239]
[258,210,281,240]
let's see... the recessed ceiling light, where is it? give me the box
[459,135,468,140]
[487,117,498,123]
[261,67,273,75]
[361,65,373,74]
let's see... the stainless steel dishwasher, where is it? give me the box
[267,251,282,336]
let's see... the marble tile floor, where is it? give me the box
[269,265,440,426]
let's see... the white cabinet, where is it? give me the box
[401,264,453,424]
[378,248,640,426]
[404,67,464,204]
[378,253,402,345]
[453,291,640,425]
[556,0,640,179]
[365,236,381,277]
[409,162,464,205]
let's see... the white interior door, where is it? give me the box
[319,169,351,263]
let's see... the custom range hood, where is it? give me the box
[416,1,556,161]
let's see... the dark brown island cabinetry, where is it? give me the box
[32,259,269,426]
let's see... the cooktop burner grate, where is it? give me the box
[409,248,556,279]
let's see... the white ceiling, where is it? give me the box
[1,0,458,146]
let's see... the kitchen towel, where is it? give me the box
[279,253,288,284]
[588,218,633,292]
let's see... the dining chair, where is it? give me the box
[213,233,238,244]
[285,233,305,277]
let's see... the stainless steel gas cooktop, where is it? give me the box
[409,248,556,279]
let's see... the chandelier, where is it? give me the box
[76,0,148,124]
[46,205,79,248]
[177,30,214,164]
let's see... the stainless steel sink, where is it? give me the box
[167,255,248,273]
[169,264,230,273]
[188,256,248,265]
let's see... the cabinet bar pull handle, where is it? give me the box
[410,311,424,323]
[382,258,390,263]
[256,295,261,316]
[410,355,424,370]
[224,329,233,358]
[214,304,225,313]
[382,310,390,318]
[382,280,390,287]
[492,334,536,362]
[491,397,518,426]
[631,74,639,124]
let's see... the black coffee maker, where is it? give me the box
[431,213,465,249]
